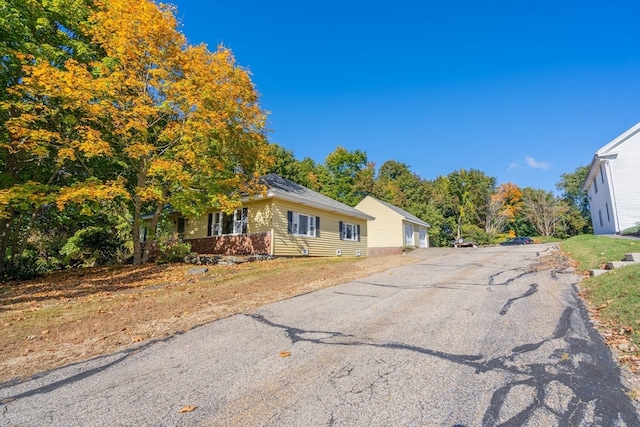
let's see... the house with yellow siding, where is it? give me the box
[355,195,430,256]
[173,174,373,257]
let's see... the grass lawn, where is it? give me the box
[561,235,640,365]
[561,234,639,270]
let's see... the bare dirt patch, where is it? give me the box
[0,253,419,383]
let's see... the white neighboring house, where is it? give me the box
[582,122,640,235]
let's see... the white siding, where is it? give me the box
[607,133,640,231]
[588,163,616,234]
[586,126,640,234]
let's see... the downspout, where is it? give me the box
[604,159,621,233]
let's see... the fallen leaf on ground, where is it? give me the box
[179,405,197,413]
[279,351,291,358]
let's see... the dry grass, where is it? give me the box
[0,254,417,383]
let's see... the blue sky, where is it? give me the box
[169,0,639,192]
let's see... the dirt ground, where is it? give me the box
[0,253,419,383]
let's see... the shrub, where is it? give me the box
[621,224,640,237]
[461,224,494,245]
[155,235,192,263]
[60,226,124,267]
[3,248,48,280]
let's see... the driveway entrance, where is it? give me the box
[1,245,637,425]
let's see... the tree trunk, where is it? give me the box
[132,158,149,265]
[0,150,19,275]
[141,201,163,264]
[0,215,11,275]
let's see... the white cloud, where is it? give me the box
[507,162,522,172]
[507,157,552,172]
[525,156,551,170]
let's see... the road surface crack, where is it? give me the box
[499,283,538,315]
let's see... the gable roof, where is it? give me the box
[594,122,640,157]
[359,196,430,227]
[256,174,374,221]
[583,122,640,191]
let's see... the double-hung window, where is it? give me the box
[288,211,317,237]
[208,208,248,236]
[339,221,360,241]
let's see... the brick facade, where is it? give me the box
[187,232,271,255]
[368,247,405,256]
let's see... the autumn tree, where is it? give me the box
[0,0,100,276]
[4,0,271,268]
[485,183,522,234]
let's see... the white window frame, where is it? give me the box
[292,213,316,237]
[210,212,222,236]
[341,222,359,241]
[209,209,247,236]
[233,208,248,235]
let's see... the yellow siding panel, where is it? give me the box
[182,200,273,239]
[355,197,404,247]
[173,197,367,257]
[272,200,368,257]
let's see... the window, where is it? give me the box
[600,165,605,184]
[605,203,610,222]
[287,211,319,237]
[339,221,360,241]
[598,210,603,228]
[177,218,186,238]
[594,179,598,194]
[208,208,247,236]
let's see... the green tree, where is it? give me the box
[266,144,323,191]
[0,0,98,276]
[446,169,496,240]
[556,165,592,235]
[319,146,368,206]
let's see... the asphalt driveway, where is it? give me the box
[1,244,638,426]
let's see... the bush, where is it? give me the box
[60,226,125,267]
[2,248,49,280]
[621,224,640,237]
[155,235,192,263]
[461,224,494,245]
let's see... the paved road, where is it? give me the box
[1,245,638,426]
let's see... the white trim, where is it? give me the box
[341,222,359,241]
[291,212,316,237]
[603,160,621,233]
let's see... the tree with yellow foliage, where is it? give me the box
[485,182,522,234]
[3,0,271,269]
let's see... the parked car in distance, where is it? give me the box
[500,237,534,246]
